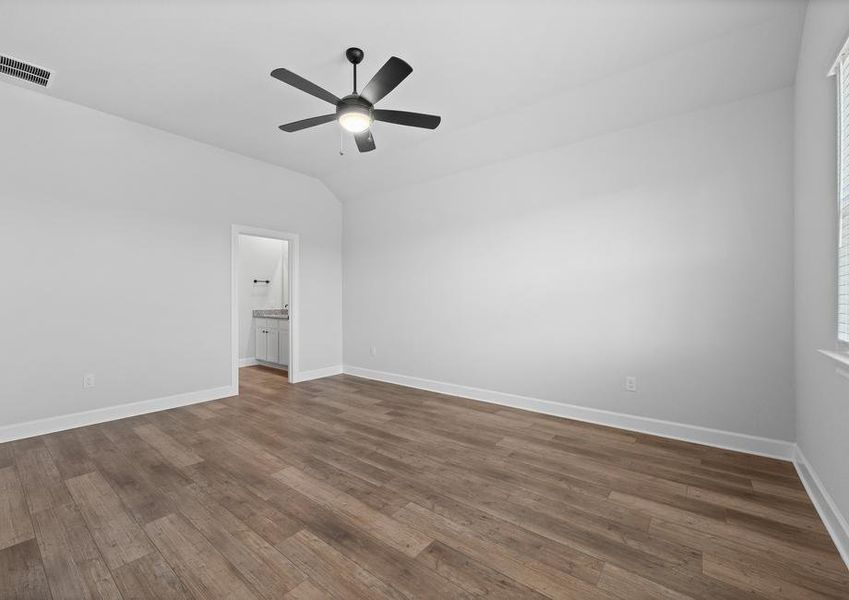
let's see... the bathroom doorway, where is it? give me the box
[231,226,300,387]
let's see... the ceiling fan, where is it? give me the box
[271,47,441,153]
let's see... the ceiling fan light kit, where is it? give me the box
[271,47,441,153]
[337,98,372,133]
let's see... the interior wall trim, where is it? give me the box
[293,364,344,383]
[2,365,844,568]
[0,363,337,444]
[794,446,849,569]
[0,385,237,444]
[239,359,289,372]
[342,365,796,461]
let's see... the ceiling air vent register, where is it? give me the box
[0,55,51,87]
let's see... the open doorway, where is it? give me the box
[231,226,299,388]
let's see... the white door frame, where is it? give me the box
[231,225,300,388]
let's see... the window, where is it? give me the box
[833,49,849,342]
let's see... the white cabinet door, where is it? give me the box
[266,328,279,364]
[255,326,266,361]
[279,328,289,366]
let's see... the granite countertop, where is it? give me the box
[253,309,289,320]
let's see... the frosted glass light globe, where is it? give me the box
[338,111,372,133]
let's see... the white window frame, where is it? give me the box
[829,40,849,348]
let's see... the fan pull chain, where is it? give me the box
[339,129,344,156]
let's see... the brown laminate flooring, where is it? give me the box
[1,366,847,599]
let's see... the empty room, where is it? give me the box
[1,0,849,598]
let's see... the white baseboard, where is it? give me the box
[252,360,288,372]
[2,364,844,570]
[345,365,849,569]
[293,364,343,383]
[342,365,795,461]
[793,447,849,569]
[0,362,342,443]
[241,359,290,372]
[0,385,237,444]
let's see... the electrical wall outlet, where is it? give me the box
[624,376,637,392]
[83,374,96,389]
[370,346,377,357]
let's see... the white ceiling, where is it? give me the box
[1,0,805,201]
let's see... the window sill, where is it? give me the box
[818,349,849,366]
[818,349,849,379]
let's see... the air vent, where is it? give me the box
[0,55,51,87]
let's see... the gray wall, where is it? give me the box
[0,83,343,428]
[344,88,795,441]
[794,0,849,526]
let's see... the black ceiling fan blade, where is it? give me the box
[354,130,376,153]
[270,68,340,105]
[278,114,336,132]
[373,109,441,130]
[359,57,412,105]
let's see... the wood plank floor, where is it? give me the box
[2,366,847,599]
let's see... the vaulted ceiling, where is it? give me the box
[1,0,805,201]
